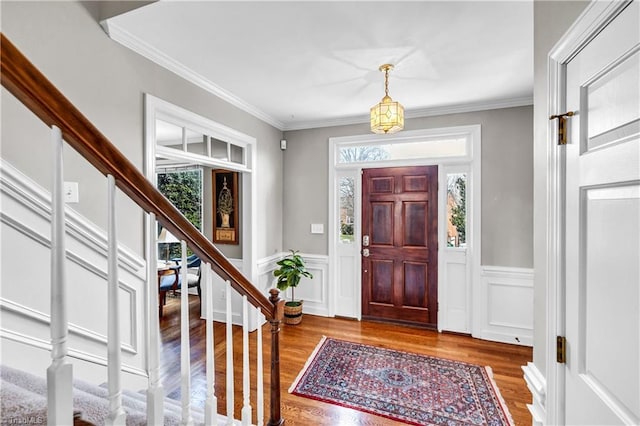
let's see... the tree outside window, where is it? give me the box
[447,174,466,247]
[157,169,203,259]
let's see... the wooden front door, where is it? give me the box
[361,165,438,328]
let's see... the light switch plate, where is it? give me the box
[64,181,79,203]
[311,223,324,234]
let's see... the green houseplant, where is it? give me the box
[273,250,313,325]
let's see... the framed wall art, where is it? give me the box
[212,170,239,244]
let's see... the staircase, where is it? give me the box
[0,33,284,425]
[0,365,213,425]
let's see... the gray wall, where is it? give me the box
[1,1,284,259]
[532,0,589,375]
[284,106,534,268]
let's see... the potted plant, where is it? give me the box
[273,249,313,325]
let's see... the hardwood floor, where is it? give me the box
[159,294,533,425]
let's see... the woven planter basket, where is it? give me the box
[283,301,303,325]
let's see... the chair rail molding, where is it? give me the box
[0,159,146,274]
[0,159,147,388]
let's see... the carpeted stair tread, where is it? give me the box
[0,365,207,425]
[113,385,205,423]
[0,380,48,424]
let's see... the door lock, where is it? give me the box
[363,235,370,246]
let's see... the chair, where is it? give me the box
[172,254,202,298]
[158,265,180,317]
[158,255,202,317]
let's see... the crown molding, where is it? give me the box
[101,19,285,130]
[102,20,532,133]
[282,96,533,131]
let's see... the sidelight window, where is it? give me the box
[339,177,355,243]
[446,173,467,247]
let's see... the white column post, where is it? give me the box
[47,125,73,426]
[146,213,164,425]
[225,280,234,425]
[180,240,194,425]
[204,264,217,425]
[105,174,126,426]
[241,296,252,425]
[256,310,264,426]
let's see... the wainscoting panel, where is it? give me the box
[478,266,534,346]
[258,252,329,318]
[0,160,147,388]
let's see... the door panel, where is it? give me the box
[403,202,427,246]
[362,165,438,327]
[371,203,394,245]
[564,2,640,424]
[370,260,394,305]
[403,262,428,307]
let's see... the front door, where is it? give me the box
[563,2,639,424]
[361,166,438,328]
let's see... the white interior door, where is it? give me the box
[564,2,640,424]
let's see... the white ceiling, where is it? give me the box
[104,1,533,131]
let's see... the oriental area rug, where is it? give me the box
[289,337,514,426]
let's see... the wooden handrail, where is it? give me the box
[0,33,282,321]
[2,32,285,424]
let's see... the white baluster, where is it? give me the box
[225,280,234,425]
[146,213,164,425]
[47,125,73,426]
[106,174,126,426]
[256,310,264,426]
[241,296,252,425]
[204,264,217,425]
[180,240,194,425]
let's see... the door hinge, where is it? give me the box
[549,111,574,146]
[556,335,567,363]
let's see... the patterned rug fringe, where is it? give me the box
[484,366,516,426]
[288,335,327,393]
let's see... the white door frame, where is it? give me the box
[143,94,258,285]
[328,125,481,332]
[545,2,632,424]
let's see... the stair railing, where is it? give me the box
[1,33,284,426]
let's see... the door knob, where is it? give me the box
[362,248,370,257]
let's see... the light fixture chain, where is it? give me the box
[384,67,390,97]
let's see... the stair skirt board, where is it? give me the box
[0,365,217,425]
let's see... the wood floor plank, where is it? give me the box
[160,294,532,425]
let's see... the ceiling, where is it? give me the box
[104,1,533,131]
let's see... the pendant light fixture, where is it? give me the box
[370,64,404,134]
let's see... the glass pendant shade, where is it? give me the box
[370,64,404,134]
[370,95,404,134]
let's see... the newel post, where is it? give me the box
[268,289,285,426]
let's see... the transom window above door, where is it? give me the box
[156,119,246,168]
[337,134,469,165]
